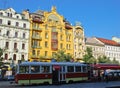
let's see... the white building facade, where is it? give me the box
[104,44,120,62]
[97,37,120,62]
[85,37,120,62]
[0,8,30,64]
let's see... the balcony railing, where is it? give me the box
[32,35,42,40]
[52,30,58,32]
[51,47,58,51]
[51,39,58,42]
[66,32,71,35]
[32,27,42,32]
[32,45,42,49]
[31,55,40,58]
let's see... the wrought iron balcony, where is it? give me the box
[51,47,58,51]
[31,55,40,58]
[32,35,42,40]
[32,27,42,32]
[51,39,58,42]
[32,45,42,49]
[66,32,71,35]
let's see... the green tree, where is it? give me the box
[98,55,111,63]
[83,47,96,63]
[53,50,72,62]
[65,54,72,62]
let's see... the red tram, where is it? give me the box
[15,62,88,85]
[15,62,120,85]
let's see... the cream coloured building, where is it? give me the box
[73,22,85,62]
[85,37,105,59]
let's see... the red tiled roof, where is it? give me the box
[96,37,120,46]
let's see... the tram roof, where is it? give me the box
[19,61,87,66]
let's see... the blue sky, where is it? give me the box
[0,0,120,39]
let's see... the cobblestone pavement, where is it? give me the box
[0,81,120,88]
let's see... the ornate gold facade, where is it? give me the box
[29,6,74,62]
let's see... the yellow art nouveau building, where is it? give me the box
[29,7,74,62]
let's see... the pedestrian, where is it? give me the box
[105,74,108,83]
[104,70,109,83]
[101,71,104,81]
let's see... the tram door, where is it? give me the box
[52,65,60,84]
[60,66,66,83]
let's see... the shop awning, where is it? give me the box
[92,64,120,70]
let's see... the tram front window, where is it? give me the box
[19,66,29,73]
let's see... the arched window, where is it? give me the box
[5,42,9,49]
[10,13,12,17]
[45,33,48,39]
[6,30,10,36]
[8,20,11,25]
[23,33,26,38]
[37,50,40,56]
[5,53,8,60]
[0,19,2,24]
[15,32,18,37]
[32,50,35,55]
[15,22,19,26]
[16,16,19,19]
[22,43,25,49]
[14,43,17,49]
[13,54,16,61]
[21,55,24,60]
[23,23,26,28]
[0,12,3,16]
[7,13,9,17]
[0,30,1,35]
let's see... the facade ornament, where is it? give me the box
[51,6,56,12]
